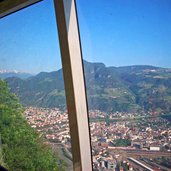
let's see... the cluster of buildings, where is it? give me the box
[24,107,71,146]
[90,118,171,150]
[24,107,171,171]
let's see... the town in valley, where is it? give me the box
[24,107,171,171]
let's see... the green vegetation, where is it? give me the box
[5,61,171,113]
[0,80,61,171]
[113,139,131,147]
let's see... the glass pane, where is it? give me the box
[0,0,73,170]
[77,0,171,170]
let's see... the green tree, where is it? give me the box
[114,139,131,147]
[0,80,62,171]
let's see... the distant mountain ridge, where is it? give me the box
[5,61,171,113]
[0,70,33,79]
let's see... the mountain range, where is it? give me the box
[0,70,33,79]
[5,61,171,114]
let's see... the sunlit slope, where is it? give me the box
[116,65,171,113]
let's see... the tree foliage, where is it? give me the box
[0,80,61,171]
[113,139,131,147]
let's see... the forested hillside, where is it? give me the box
[0,80,61,171]
[6,61,171,113]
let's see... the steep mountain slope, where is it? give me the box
[83,61,140,112]
[6,70,65,109]
[5,61,171,113]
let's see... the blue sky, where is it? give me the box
[0,0,171,73]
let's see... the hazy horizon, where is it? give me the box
[1,59,171,75]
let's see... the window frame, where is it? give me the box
[0,0,93,171]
